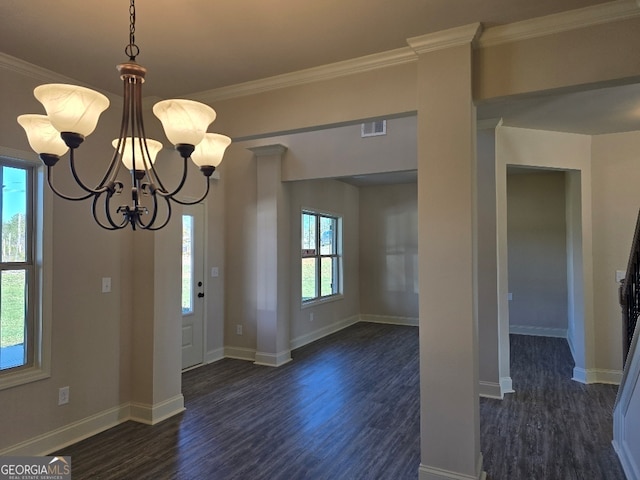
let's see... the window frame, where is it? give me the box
[301,209,343,305]
[0,152,51,391]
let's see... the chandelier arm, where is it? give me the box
[138,194,173,231]
[46,165,94,202]
[132,87,170,193]
[67,148,112,195]
[168,177,211,206]
[92,193,128,230]
[154,156,190,198]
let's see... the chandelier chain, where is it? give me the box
[125,0,139,61]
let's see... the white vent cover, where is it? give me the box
[361,120,386,137]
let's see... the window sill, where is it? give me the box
[302,294,344,309]
[0,365,50,392]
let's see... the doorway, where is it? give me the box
[182,203,205,370]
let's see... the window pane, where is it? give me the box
[320,256,338,297]
[1,167,28,263]
[0,270,26,370]
[182,215,194,314]
[319,216,336,255]
[302,257,317,301]
[302,213,316,253]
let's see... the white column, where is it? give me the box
[408,24,486,480]
[130,223,185,424]
[249,144,291,367]
[477,119,513,399]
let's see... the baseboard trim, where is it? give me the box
[224,346,256,362]
[290,315,360,350]
[205,347,225,364]
[573,367,623,385]
[0,404,130,456]
[254,350,292,367]
[501,376,515,395]
[509,325,567,338]
[419,454,486,479]
[360,314,419,327]
[479,381,503,399]
[129,394,185,425]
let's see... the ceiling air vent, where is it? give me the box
[361,120,386,137]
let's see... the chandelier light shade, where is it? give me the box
[16,0,231,230]
[17,114,70,157]
[34,84,110,137]
[191,133,232,169]
[113,137,163,171]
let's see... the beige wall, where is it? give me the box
[591,131,640,371]
[359,183,418,319]
[0,66,132,450]
[288,179,360,342]
[507,170,568,332]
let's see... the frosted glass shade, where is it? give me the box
[191,133,231,168]
[17,114,69,156]
[152,99,216,146]
[112,137,163,171]
[34,84,109,136]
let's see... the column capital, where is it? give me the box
[407,23,483,55]
[248,144,288,158]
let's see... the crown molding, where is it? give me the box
[479,0,640,47]
[191,47,417,103]
[0,52,79,85]
[248,144,288,157]
[0,52,122,103]
[407,23,483,54]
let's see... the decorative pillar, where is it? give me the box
[249,144,291,367]
[408,24,486,480]
[477,119,513,399]
[130,222,185,424]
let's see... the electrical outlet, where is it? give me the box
[58,386,69,405]
[236,325,243,335]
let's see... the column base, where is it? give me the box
[418,454,486,480]
[254,350,292,367]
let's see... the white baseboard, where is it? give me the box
[0,404,130,456]
[509,325,567,338]
[254,350,292,367]
[290,315,360,350]
[360,314,419,327]
[205,347,225,364]
[129,394,185,425]
[573,367,623,385]
[479,381,503,399]
[419,454,486,479]
[224,346,256,362]
[501,376,515,395]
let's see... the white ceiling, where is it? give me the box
[2,0,640,136]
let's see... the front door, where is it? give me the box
[181,203,205,370]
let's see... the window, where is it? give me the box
[302,211,342,303]
[0,156,49,389]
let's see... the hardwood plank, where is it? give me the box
[55,325,623,479]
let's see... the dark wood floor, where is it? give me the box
[56,324,623,479]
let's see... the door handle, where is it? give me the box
[197,292,204,298]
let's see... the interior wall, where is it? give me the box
[288,179,360,344]
[497,126,598,382]
[591,131,640,372]
[0,65,131,451]
[359,182,418,319]
[507,170,568,335]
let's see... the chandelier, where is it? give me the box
[16,0,231,230]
